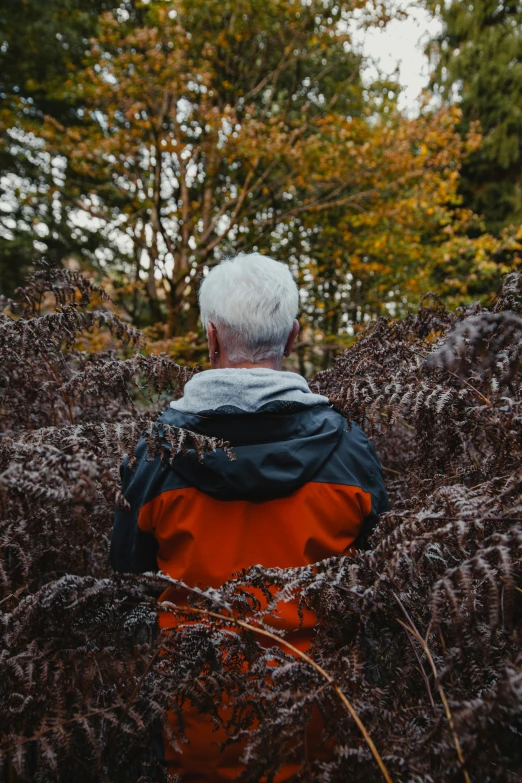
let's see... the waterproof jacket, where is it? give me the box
[110,375,389,781]
[110,400,389,579]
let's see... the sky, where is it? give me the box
[350,4,443,114]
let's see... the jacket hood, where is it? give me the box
[170,368,329,415]
[158,402,345,502]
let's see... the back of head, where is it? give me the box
[199,253,299,363]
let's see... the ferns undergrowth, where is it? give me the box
[1,269,521,782]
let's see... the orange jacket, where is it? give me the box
[111,389,388,780]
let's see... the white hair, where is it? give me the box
[199,253,299,363]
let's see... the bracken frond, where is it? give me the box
[0,269,521,782]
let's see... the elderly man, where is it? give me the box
[111,252,389,780]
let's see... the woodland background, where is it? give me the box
[2,0,522,369]
[1,2,522,782]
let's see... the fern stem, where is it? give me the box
[444,369,492,407]
[499,576,522,595]
[382,465,401,475]
[159,600,393,783]
[393,593,471,783]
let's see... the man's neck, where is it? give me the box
[213,359,282,371]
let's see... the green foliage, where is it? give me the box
[35,0,372,333]
[0,0,109,291]
[2,0,522,369]
[0,0,104,111]
[426,0,522,231]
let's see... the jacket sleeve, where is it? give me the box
[110,450,159,574]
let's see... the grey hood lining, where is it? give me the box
[170,368,329,415]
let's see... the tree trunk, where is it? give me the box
[146,253,163,323]
[167,281,200,336]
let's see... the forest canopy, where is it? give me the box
[1,0,521,370]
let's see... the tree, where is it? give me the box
[286,105,481,345]
[4,0,519,352]
[273,100,522,370]
[425,0,522,232]
[41,0,502,337]
[0,0,108,292]
[38,0,380,332]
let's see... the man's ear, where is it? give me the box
[207,322,220,367]
[283,319,300,357]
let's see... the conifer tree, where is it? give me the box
[426,0,522,232]
[0,0,107,292]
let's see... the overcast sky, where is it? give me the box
[350,4,443,114]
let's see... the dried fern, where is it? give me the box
[1,269,521,782]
